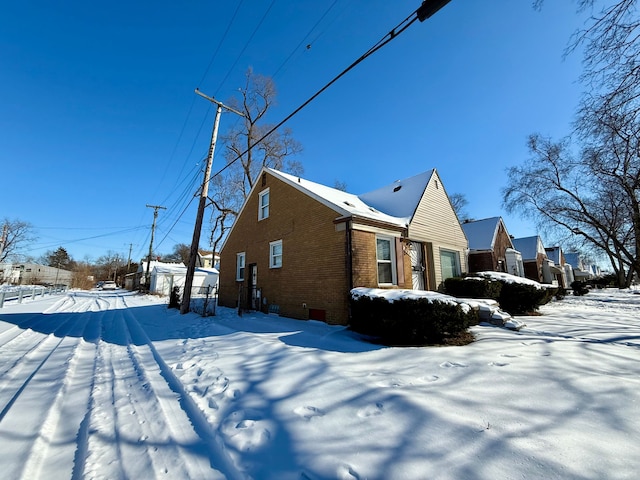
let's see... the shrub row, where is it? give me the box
[349,294,479,346]
[442,275,557,315]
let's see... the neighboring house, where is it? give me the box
[197,250,220,270]
[150,264,218,296]
[545,246,571,288]
[0,263,73,286]
[217,167,468,325]
[564,252,593,282]
[461,217,523,275]
[511,236,549,283]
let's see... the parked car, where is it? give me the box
[102,281,117,290]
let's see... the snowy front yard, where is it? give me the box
[0,288,638,479]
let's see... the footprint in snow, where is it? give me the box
[293,406,325,421]
[220,410,272,453]
[440,361,467,368]
[337,464,361,480]
[357,402,384,418]
[488,361,509,367]
[376,378,404,388]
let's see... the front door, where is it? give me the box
[248,264,259,310]
[409,242,425,290]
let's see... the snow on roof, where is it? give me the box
[267,168,408,227]
[564,252,580,268]
[511,236,542,260]
[545,246,562,264]
[461,217,503,251]
[357,170,435,220]
[137,261,185,273]
[152,265,219,275]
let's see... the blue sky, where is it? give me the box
[1,1,592,262]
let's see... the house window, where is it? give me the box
[440,250,460,280]
[258,188,270,220]
[270,240,283,268]
[376,236,397,285]
[236,252,246,281]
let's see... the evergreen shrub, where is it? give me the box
[571,280,589,296]
[349,294,479,346]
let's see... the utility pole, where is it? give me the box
[145,204,166,291]
[0,223,7,261]
[126,243,133,273]
[181,89,245,314]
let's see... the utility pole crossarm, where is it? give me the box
[194,89,246,118]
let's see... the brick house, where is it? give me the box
[217,167,468,325]
[461,217,524,275]
[511,235,549,283]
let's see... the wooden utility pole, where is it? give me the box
[144,204,166,291]
[181,89,244,314]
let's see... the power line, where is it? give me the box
[197,0,246,88]
[209,3,429,183]
[212,0,277,95]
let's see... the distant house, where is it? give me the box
[461,217,523,276]
[0,263,72,287]
[197,250,220,269]
[511,235,566,285]
[564,252,593,282]
[545,246,571,288]
[217,167,468,325]
[511,236,548,283]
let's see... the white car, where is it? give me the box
[102,281,117,290]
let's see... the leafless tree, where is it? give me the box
[503,133,639,286]
[0,218,36,263]
[449,193,471,222]
[208,68,303,252]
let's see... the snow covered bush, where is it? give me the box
[442,276,502,300]
[349,288,479,346]
[443,272,556,315]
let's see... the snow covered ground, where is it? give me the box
[0,288,638,479]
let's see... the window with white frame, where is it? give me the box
[236,252,246,281]
[376,236,396,285]
[258,188,270,220]
[440,250,460,280]
[269,240,282,268]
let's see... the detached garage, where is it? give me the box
[150,265,218,296]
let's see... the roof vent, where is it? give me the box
[344,201,355,207]
[393,185,402,193]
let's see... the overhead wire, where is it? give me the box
[209,6,423,183]
[271,0,341,80]
[212,0,277,96]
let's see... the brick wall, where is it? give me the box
[218,172,351,324]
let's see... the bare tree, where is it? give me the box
[503,133,639,286]
[0,218,36,263]
[449,193,471,222]
[161,243,191,264]
[208,68,303,252]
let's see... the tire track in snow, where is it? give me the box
[15,304,103,480]
[121,307,237,479]
[0,308,98,477]
[83,306,228,479]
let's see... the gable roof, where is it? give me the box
[545,246,563,264]
[357,170,435,221]
[511,236,544,260]
[267,168,408,228]
[461,217,511,251]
